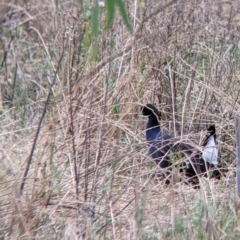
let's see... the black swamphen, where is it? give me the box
[141,104,221,181]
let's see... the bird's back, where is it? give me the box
[146,124,176,168]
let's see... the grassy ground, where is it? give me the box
[0,0,239,239]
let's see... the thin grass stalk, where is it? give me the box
[91,31,113,217]
[19,41,67,196]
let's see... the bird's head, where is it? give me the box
[141,104,161,120]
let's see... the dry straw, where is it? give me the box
[0,0,239,239]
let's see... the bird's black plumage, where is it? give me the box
[182,125,220,179]
[141,104,221,182]
[141,104,174,168]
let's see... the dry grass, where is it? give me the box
[0,0,240,239]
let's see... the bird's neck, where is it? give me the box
[147,115,159,128]
[146,116,161,140]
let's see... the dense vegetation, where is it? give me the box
[0,0,239,239]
